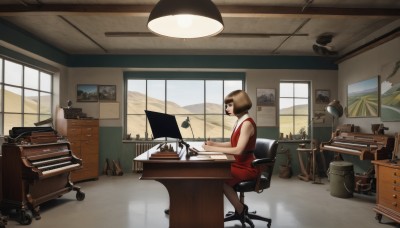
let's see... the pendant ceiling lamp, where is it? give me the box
[148,0,224,39]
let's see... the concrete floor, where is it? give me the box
[3,173,399,228]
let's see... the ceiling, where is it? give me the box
[0,0,399,58]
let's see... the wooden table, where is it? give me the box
[134,142,235,228]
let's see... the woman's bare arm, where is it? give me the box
[205,140,231,147]
[202,121,254,155]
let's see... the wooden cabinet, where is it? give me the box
[372,160,400,224]
[56,109,99,182]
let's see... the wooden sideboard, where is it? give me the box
[56,109,99,182]
[372,160,400,224]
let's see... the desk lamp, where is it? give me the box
[325,100,343,133]
[181,117,194,139]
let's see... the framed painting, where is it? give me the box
[98,85,117,101]
[77,84,98,102]
[315,89,330,104]
[347,76,379,118]
[381,60,400,122]
[256,88,275,106]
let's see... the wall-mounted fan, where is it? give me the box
[313,33,337,56]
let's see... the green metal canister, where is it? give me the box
[328,161,354,198]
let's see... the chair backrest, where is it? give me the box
[254,138,278,191]
[254,138,279,160]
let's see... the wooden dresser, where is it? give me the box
[372,160,400,224]
[56,109,99,182]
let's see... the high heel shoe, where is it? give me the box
[239,204,248,224]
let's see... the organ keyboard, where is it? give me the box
[1,141,85,225]
[320,132,394,160]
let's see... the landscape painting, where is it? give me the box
[77,84,98,102]
[256,88,275,106]
[347,77,379,118]
[380,60,400,122]
[98,85,116,101]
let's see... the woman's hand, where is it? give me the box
[202,141,214,151]
[205,139,214,146]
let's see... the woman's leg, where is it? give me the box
[223,183,244,213]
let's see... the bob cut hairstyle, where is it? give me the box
[224,90,252,115]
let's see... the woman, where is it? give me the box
[202,90,258,223]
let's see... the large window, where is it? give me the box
[0,57,53,135]
[125,77,243,140]
[279,81,310,137]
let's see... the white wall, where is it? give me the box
[338,37,400,135]
[246,69,338,128]
[65,68,124,127]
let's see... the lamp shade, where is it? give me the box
[148,0,224,39]
[181,117,190,128]
[326,100,343,118]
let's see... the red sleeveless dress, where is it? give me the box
[226,118,258,187]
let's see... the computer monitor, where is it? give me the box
[145,110,183,140]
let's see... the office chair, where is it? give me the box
[224,138,278,228]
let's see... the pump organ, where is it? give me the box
[1,141,85,225]
[320,132,394,160]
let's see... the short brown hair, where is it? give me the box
[224,90,252,115]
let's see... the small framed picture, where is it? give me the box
[315,89,330,104]
[77,84,98,102]
[98,85,117,101]
[256,88,275,106]
[313,110,326,124]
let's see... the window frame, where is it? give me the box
[279,81,311,137]
[124,72,245,140]
[0,56,54,135]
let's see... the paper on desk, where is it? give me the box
[210,155,227,160]
[190,155,213,160]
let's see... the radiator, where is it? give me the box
[133,142,158,172]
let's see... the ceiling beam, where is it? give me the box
[0,4,399,18]
[336,27,400,63]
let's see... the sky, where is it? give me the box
[128,80,242,107]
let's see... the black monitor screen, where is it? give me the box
[145,110,182,140]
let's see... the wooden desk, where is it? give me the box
[135,143,234,228]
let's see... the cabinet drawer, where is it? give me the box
[81,127,99,140]
[67,128,82,138]
[68,119,98,127]
[81,141,98,155]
